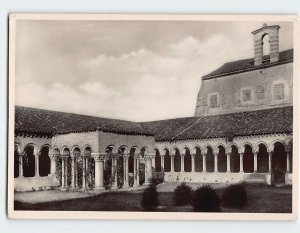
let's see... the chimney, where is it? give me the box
[252,23,280,66]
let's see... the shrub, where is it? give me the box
[141,185,159,211]
[151,177,164,186]
[221,184,247,208]
[174,183,192,206]
[192,185,221,212]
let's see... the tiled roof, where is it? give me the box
[15,106,292,141]
[202,49,293,80]
[15,106,152,136]
[141,106,293,141]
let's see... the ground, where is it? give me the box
[14,183,292,213]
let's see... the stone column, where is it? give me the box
[253,152,258,173]
[171,154,174,172]
[82,156,86,190]
[145,155,153,185]
[61,156,66,190]
[136,156,140,185]
[202,154,206,172]
[161,155,164,172]
[50,154,56,175]
[123,154,129,188]
[34,152,40,177]
[19,154,23,177]
[93,153,105,190]
[191,154,195,172]
[286,151,290,173]
[268,152,272,173]
[214,154,218,172]
[71,156,76,189]
[133,155,138,187]
[226,153,231,173]
[181,155,185,172]
[239,153,244,173]
[113,155,118,188]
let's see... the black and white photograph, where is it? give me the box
[8,14,298,220]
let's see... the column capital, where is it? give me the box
[49,153,58,158]
[92,153,106,161]
[191,153,196,157]
[145,154,155,159]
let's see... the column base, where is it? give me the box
[93,186,104,192]
[60,186,67,191]
[265,172,272,185]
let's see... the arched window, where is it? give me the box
[39,146,50,177]
[154,149,161,172]
[23,145,35,177]
[164,150,171,172]
[14,146,20,178]
[184,149,192,172]
[272,142,287,184]
[257,144,269,173]
[206,147,214,172]
[262,34,270,63]
[230,145,240,173]
[217,146,227,172]
[194,147,203,172]
[174,149,181,172]
[243,145,254,173]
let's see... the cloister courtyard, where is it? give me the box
[14,182,292,213]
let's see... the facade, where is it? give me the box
[14,24,293,192]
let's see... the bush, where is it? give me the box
[192,185,221,212]
[221,184,247,208]
[151,177,164,186]
[141,185,159,211]
[174,183,192,206]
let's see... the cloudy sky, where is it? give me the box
[15,20,293,121]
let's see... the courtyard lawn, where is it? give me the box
[14,183,292,213]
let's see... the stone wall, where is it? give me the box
[15,136,51,153]
[52,131,99,152]
[195,62,293,116]
[99,131,155,154]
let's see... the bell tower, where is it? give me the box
[252,23,280,66]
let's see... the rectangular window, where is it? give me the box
[257,86,265,100]
[242,89,252,102]
[274,84,284,100]
[209,94,218,108]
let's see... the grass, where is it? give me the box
[14,183,292,213]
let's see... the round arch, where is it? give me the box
[173,147,181,172]
[194,146,203,172]
[230,144,240,173]
[205,145,214,172]
[183,147,191,172]
[39,145,51,177]
[154,148,161,172]
[23,144,36,177]
[217,145,227,173]
[163,148,171,172]
[243,144,254,173]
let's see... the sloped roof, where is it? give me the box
[15,106,152,136]
[15,106,292,141]
[202,49,293,80]
[141,106,293,141]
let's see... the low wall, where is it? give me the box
[159,171,268,184]
[14,175,60,192]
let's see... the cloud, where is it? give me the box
[15,34,253,121]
